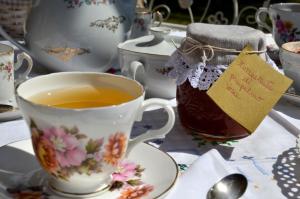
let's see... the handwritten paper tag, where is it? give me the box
[207,45,292,133]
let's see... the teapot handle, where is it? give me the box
[0,26,31,55]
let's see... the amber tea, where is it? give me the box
[28,85,135,109]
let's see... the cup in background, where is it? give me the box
[130,8,163,39]
[279,41,300,95]
[0,43,32,106]
[256,3,300,47]
[16,72,175,197]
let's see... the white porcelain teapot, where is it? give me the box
[0,0,136,72]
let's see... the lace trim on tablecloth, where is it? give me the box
[165,50,278,91]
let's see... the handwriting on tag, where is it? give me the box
[207,45,292,133]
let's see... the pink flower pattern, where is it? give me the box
[7,160,154,199]
[0,61,13,81]
[43,127,86,167]
[29,120,129,181]
[133,18,146,31]
[112,162,137,182]
[275,15,300,43]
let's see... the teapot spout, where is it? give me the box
[0,26,32,56]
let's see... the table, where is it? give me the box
[0,33,299,198]
[0,97,300,198]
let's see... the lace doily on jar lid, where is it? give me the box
[166,46,277,90]
[164,23,278,90]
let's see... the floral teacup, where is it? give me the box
[279,41,300,95]
[256,3,300,46]
[16,72,175,197]
[0,43,32,106]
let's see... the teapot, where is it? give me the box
[0,0,136,72]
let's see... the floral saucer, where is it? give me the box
[0,139,178,199]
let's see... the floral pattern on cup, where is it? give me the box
[0,61,13,81]
[90,16,126,32]
[156,66,174,75]
[133,18,147,32]
[64,0,115,8]
[275,15,300,43]
[6,161,154,199]
[103,132,127,166]
[30,119,127,180]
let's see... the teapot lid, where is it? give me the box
[118,27,177,56]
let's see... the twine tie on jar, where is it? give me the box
[173,37,267,65]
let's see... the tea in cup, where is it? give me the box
[0,43,32,106]
[256,3,300,46]
[16,72,175,197]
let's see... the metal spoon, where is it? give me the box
[207,173,248,199]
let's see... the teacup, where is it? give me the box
[279,41,300,94]
[256,3,300,46]
[0,43,32,106]
[16,72,175,197]
[130,8,163,39]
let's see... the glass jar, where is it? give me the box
[177,81,249,141]
[166,23,268,141]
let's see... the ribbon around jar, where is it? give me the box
[173,37,267,65]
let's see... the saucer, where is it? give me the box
[281,89,300,107]
[0,101,22,122]
[1,139,178,199]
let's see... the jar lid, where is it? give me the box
[182,23,267,65]
[118,27,177,57]
[187,23,266,48]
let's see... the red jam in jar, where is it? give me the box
[177,81,249,141]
